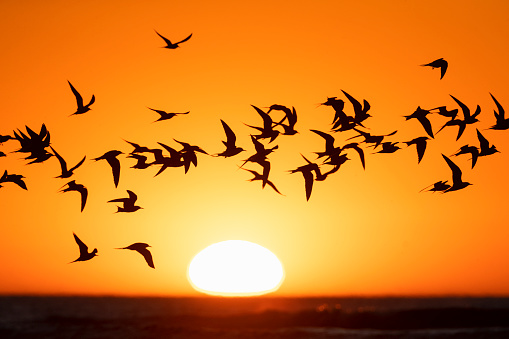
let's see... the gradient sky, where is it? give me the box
[1,0,509,297]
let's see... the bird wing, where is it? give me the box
[78,185,88,212]
[127,190,138,203]
[69,156,86,173]
[251,105,274,131]
[311,129,335,153]
[302,170,314,201]
[221,120,237,145]
[73,233,89,255]
[490,93,505,120]
[450,95,470,119]
[417,116,434,138]
[155,30,173,45]
[439,60,448,79]
[341,90,361,115]
[415,139,427,164]
[442,154,463,185]
[343,143,365,169]
[106,157,121,188]
[476,129,490,152]
[68,81,84,109]
[87,95,95,107]
[50,146,67,173]
[176,33,193,45]
[136,248,155,268]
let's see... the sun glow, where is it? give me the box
[188,240,285,296]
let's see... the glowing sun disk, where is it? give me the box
[188,240,285,296]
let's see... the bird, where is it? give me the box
[59,180,88,212]
[442,154,471,192]
[476,129,499,157]
[421,58,448,79]
[116,243,154,268]
[153,142,185,176]
[148,107,189,122]
[241,168,283,195]
[289,154,321,201]
[488,93,509,130]
[0,170,27,190]
[50,146,86,178]
[348,128,397,149]
[93,150,123,187]
[311,129,338,159]
[68,81,95,116]
[429,106,458,120]
[13,124,52,164]
[452,145,479,169]
[404,136,429,164]
[108,190,142,213]
[173,139,208,173]
[128,153,152,169]
[272,106,298,135]
[155,30,192,49]
[124,140,151,154]
[245,105,280,142]
[373,142,400,154]
[419,180,451,193]
[0,134,12,144]
[70,233,97,263]
[404,106,434,138]
[437,95,481,140]
[214,120,245,157]
[341,90,371,126]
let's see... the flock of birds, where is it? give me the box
[0,31,507,269]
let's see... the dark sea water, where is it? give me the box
[1,296,509,338]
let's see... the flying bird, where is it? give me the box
[155,30,192,49]
[116,243,154,268]
[476,129,498,157]
[68,81,95,116]
[341,90,371,126]
[0,170,27,190]
[50,146,86,178]
[453,145,479,169]
[93,150,123,187]
[108,190,142,213]
[421,58,448,79]
[70,233,97,263]
[404,106,434,138]
[488,93,509,130]
[442,154,471,192]
[437,95,481,140]
[148,107,189,122]
[404,136,429,164]
[241,168,283,195]
[419,180,451,193]
[59,180,88,212]
[289,154,321,201]
[245,105,280,142]
[128,153,152,169]
[214,120,245,157]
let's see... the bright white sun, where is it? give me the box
[188,240,285,296]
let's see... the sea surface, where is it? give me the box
[1,296,509,338]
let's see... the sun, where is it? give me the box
[187,240,285,296]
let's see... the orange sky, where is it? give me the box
[1,0,509,297]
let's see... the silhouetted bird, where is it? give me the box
[404,136,429,164]
[320,97,350,129]
[419,180,451,193]
[488,93,509,130]
[108,190,142,213]
[404,106,434,138]
[0,170,27,190]
[311,129,338,159]
[155,30,192,49]
[241,168,283,195]
[13,125,52,164]
[50,146,86,178]
[245,105,280,142]
[148,107,189,122]
[442,154,471,192]
[128,153,152,169]
[70,233,97,263]
[453,145,479,169]
[173,139,208,173]
[437,95,481,140]
[214,120,245,157]
[153,142,185,176]
[476,129,498,157]
[341,90,371,126]
[0,151,5,157]
[349,128,397,148]
[429,106,458,120]
[68,81,95,116]
[373,142,400,154]
[289,155,322,201]
[239,135,276,188]
[272,106,298,135]
[421,58,448,79]
[116,243,154,268]
[59,180,88,212]
[124,140,151,154]
[93,150,123,187]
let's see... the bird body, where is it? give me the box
[68,81,95,116]
[215,120,245,157]
[70,233,97,263]
[59,180,88,212]
[148,107,189,122]
[93,150,123,187]
[155,30,192,49]
[421,58,448,79]
[50,146,86,178]
[108,190,142,213]
[116,243,154,268]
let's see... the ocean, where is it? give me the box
[1,296,509,338]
